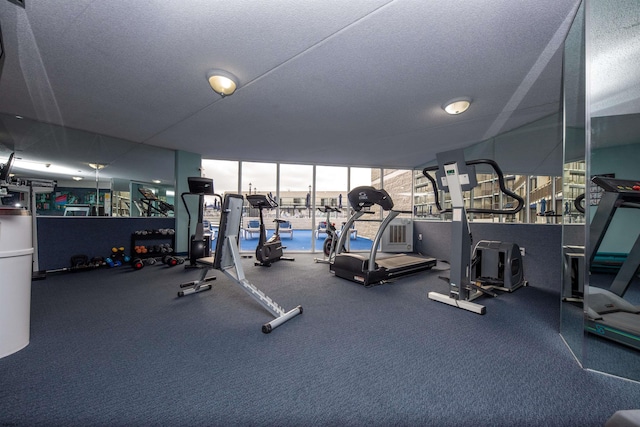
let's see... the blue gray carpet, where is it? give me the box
[1,254,639,426]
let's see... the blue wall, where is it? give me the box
[37,217,175,271]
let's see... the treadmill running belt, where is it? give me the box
[376,254,436,271]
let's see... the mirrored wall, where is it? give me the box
[561,0,640,382]
[0,113,176,217]
[560,0,586,366]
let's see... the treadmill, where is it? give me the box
[585,176,640,350]
[330,186,436,286]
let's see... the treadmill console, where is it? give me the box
[592,176,640,196]
[347,186,393,211]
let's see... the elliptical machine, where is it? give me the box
[181,177,220,268]
[246,194,294,267]
[314,205,345,264]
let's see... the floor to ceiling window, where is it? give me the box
[280,163,314,251]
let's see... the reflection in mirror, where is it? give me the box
[560,0,586,365]
[127,182,175,218]
[584,0,640,381]
[0,113,175,216]
[585,120,640,379]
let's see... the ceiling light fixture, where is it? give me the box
[207,69,238,97]
[442,97,472,115]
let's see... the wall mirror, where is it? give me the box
[561,0,640,382]
[584,0,640,380]
[560,0,586,366]
[0,113,175,217]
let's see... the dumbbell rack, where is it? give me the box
[130,230,176,261]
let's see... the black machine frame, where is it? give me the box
[314,205,344,264]
[180,177,219,268]
[330,186,437,287]
[245,194,294,267]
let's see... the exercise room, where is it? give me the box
[1,1,640,426]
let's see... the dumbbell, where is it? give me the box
[134,245,146,254]
[162,255,178,266]
[162,255,185,267]
[105,257,122,268]
[132,258,145,270]
[132,257,157,270]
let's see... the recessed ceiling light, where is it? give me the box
[152,179,161,184]
[442,97,472,115]
[72,176,83,181]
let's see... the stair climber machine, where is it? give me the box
[245,194,294,267]
[581,175,640,350]
[330,187,437,287]
[178,193,302,333]
[422,149,526,314]
[181,177,221,269]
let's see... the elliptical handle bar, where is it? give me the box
[422,159,524,215]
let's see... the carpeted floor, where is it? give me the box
[1,253,639,426]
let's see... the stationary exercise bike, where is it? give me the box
[314,205,345,264]
[245,194,294,267]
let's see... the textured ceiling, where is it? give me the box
[0,0,581,181]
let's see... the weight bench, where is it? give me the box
[178,193,302,333]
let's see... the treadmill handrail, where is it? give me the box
[334,210,369,256]
[367,210,400,272]
[422,159,524,215]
